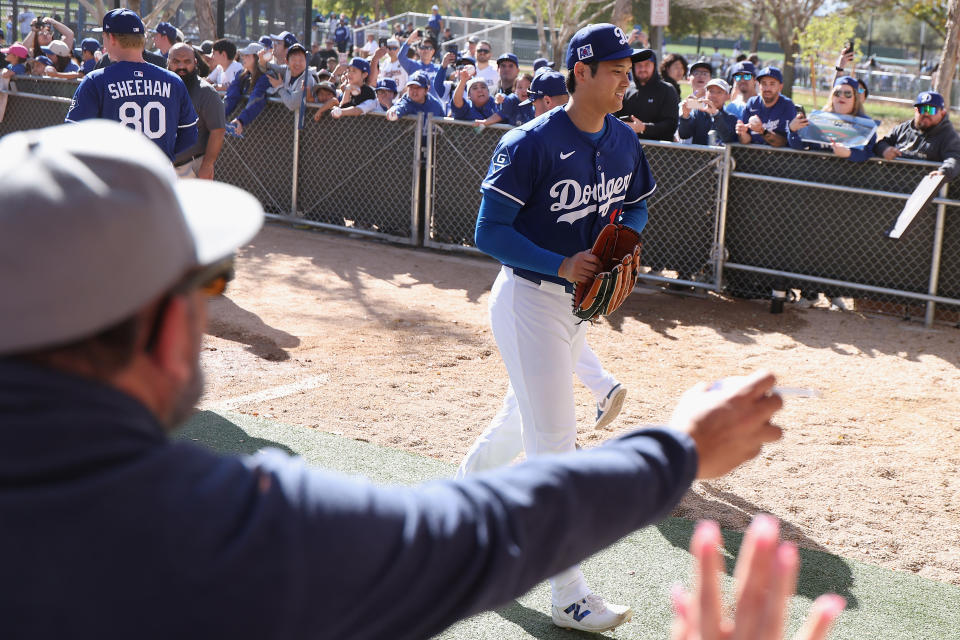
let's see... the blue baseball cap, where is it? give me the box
[756,66,783,84]
[349,57,370,74]
[727,61,756,81]
[915,90,944,109]
[532,57,554,71]
[270,31,298,48]
[152,21,177,40]
[258,35,273,49]
[80,37,101,53]
[520,70,567,105]
[375,78,398,93]
[497,52,519,66]
[406,72,429,88]
[35,55,53,66]
[564,23,650,70]
[93,8,145,35]
[456,55,476,66]
[834,76,859,92]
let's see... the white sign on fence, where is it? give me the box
[650,0,670,26]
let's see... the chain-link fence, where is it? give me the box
[425,118,508,252]
[638,141,726,290]
[723,144,960,321]
[0,78,73,139]
[216,99,296,215]
[296,107,421,242]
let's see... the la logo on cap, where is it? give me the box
[921,93,931,103]
[577,44,593,60]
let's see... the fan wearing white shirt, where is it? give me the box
[207,39,243,91]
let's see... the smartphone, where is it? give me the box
[633,24,642,32]
[795,104,805,117]
[842,40,854,55]
[378,37,387,47]
[445,43,458,54]
[415,29,422,37]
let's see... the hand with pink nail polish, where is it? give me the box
[670,515,846,640]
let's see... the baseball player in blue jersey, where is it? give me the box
[455,23,656,634]
[65,9,197,163]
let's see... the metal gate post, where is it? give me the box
[290,106,300,218]
[713,145,733,291]
[925,182,949,326]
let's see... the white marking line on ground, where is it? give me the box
[204,375,330,410]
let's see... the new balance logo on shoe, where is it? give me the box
[564,601,591,622]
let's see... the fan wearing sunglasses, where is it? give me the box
[875,89,960,180]
[787,76,876,161]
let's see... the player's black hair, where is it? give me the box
[566,60,599,94]
[212,38,237,61]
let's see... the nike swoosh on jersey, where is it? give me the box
[560,150,575,159]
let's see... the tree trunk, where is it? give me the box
[749,4,764,53]
[934,0,960,109]
[610,0,631,35]
[534,0,548,57]
[195,0,216,40]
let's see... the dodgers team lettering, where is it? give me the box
[550,171,633,224]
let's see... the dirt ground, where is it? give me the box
[198,223,960,586]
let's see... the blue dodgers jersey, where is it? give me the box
[481,107,656,286]
[66,61,198,161]
[742,93,795,144]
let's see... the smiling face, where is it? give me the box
[575,58,631,115]
[633,59,655,84]
[287,51,306,76]
[759,76,782,105]
[407,84,426,103]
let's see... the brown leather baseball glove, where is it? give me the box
[572,223,642,321]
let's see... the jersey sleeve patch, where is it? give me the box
[490,149,510,174]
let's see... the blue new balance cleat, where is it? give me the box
[552,594,633,632]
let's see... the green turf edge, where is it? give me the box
[175,410,960,640]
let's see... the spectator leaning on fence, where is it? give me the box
[373,78,398,112]
[451,74,496,121]
[788,76,876,161]
[42,39,80,79]
[167,43,225,180]
[330,57,377,119]
[616,48,679,141]
[207,38,241,91]
[386,71,445,121]
[495,52,519,95]
[1,43,28,78]
[486,72,534,126]
[736,66,793,147]
[875,90,960,180]
[311,80,340,121]
[659,52,687,98]
[678,78,737,145]
[264,43,317,113]
[724,60,756,120]
[269,31,297,66]
[224,42,272,136]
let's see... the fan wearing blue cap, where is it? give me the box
[151,21,181,58]
[495,52,520,95]
[65,8,198,163]
[521,70,568,117]
[456,22,657,634]
[481,72,534,126]
[385,72,444,121]
[786,76,876,161]
[724,60,757,119]
[330,57,378,119]
[268,31,298,65]
[450,70,496,121]
[372,77,398,112]
[736,66,794,146]
[875,90,960,179]
[79,37,101,75]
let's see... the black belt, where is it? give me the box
[511,267,574,294]
[174,153,203,168]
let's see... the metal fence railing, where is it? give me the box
[3,77,960,326]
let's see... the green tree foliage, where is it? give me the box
[796,13,859,103]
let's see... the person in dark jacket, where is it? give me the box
[677,78,737,145]
[875,90,960,179]
[1,120,789,640]
[615,48,679,141]
[223,42,272,135]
